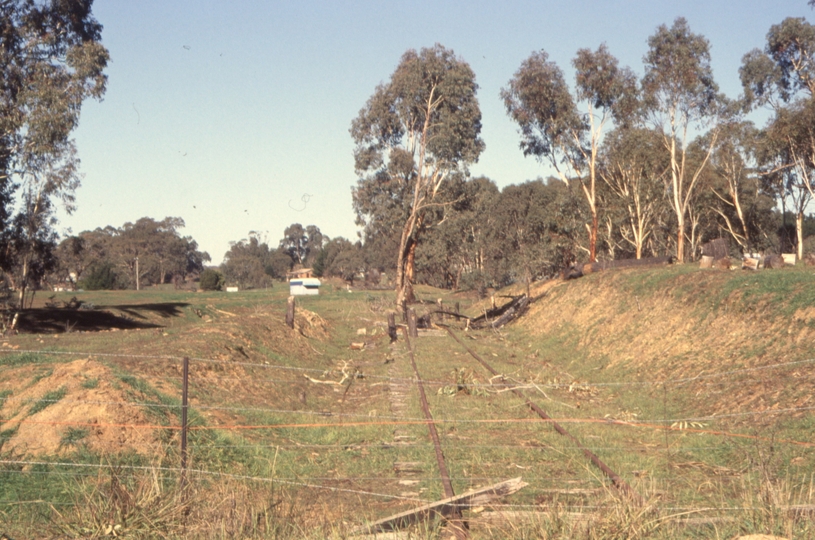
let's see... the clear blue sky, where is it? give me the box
[65,1,810,264]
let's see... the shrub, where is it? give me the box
[79,262,122,290]
[198,269,224,291]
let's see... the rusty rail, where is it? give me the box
[443,327,641,503]
[401,327,467,537]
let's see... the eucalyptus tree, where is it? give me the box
[0,0,108,306]
[741,17,815,108]
[415,176,499,289]
[487,179,582,285]
[707,119,768,251]
[599,127,669,259]
[502,45,636,262]
[221,234,275,289]
[741,17,815,258]
[278,223,325,267]
[351,44,484,311]
[642,17,720,263]
[761,101,815,258]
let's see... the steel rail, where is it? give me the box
[401,327,467,538]
[443,326,641,503]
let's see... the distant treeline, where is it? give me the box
[43,172,815,293]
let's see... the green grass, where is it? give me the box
[0,352,52,367]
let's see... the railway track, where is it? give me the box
[374,306,641,537]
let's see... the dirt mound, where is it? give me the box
[0,359,159,456]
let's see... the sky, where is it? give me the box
[63,0,812,264]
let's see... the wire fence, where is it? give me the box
[1,343,813,531]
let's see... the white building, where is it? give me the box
[289,277,320,296]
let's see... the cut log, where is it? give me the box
[701,237,730,260]
[713,257,731,270]
[352,477,527,535]
[742,257,760,271]
[700,255,714,269]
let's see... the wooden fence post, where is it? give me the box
[436,299,444,322]
[286,296,295,329]
[407,308,418,338]
[180,356,189,491]
[387,312,397,343]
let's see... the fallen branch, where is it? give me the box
[469,295,529,330]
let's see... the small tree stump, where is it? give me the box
[286,296,295,329]
[700,255,714,268]
[387,312,397,343]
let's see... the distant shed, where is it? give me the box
[286,268,314,281]
[290,277,320,296]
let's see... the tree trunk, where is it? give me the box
[676,213,685,264]
[17,256,28,310]
[404,240,417,303]
[797,211,804,261]
[395,231,418,313]
[589,210,598,262]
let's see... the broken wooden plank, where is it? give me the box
[351,477,527,536]
[393,462,424,475]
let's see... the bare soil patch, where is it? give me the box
[0,358,159,456]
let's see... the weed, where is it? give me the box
[80,377,99,389]
[31,368,53,384]
[0,427,17,451]
[28,386,66,415]
[60,427,90,449]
